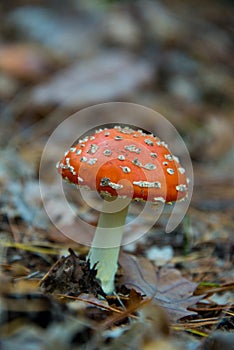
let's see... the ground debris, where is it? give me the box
[40,248,106,298]
[200,331,234,350]
[119,252,202,321]
[0,0,233,348]
[0,288,67,334]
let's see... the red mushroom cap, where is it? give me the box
[57,126,188,203]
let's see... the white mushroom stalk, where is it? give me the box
[88,196,129,294]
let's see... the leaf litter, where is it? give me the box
[119,252,202,321]
[0,1,234,349]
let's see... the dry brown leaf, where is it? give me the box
[124,289,144,309]
[119,253,203,321]
[119,252,157,296]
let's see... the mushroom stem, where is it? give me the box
[88,197,129,295]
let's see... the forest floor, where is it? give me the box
[0,1,233,349]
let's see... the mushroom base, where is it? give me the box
[87,197,129,295]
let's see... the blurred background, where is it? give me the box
[0,1,233,348]
[0,0,233,209]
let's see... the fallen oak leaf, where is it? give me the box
[119,252,204,321]
[154,268,203,321]
[119,252,157,296]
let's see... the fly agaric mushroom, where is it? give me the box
[57,125,188,294]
